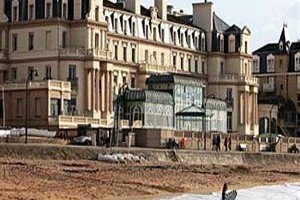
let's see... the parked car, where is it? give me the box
[70,135,92,146]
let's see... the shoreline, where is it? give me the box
[110,180,300,200]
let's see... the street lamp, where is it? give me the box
[25,69,38,144]
[202,94,216,150]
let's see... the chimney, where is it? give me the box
[125,0,141,15]
[155,0,167,20]
[193,2,214,51]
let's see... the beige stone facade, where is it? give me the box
[0,0,258,135]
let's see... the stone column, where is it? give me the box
[109,71,113,113]
[91,69,95,111]
[100,71,105,112]
[96,69,100,111]
[86,69,92,111]
[105,71,109,113]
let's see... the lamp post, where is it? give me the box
[25,69,38,144]
[203,94,216,150]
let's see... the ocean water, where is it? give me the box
[159,183,300,200]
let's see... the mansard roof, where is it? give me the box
[253,43,279,54]
[123,89,173,105]
[213,13,230,33]
[146,74,205,87]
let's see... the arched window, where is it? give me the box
[12,0,19,22]
[228,34,235,53]
[267,54,275,72]
[220,34,224,52]
[201,33,205,51]
[295,52,300,71]
[131,106,142,126]
[253,55,260,73]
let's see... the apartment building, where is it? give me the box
[253,24,300,137]
[0,0,258,135]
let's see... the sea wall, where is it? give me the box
[0,144,299,166]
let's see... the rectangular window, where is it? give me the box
[50,98,60,116]
[131,76,135,88]
[226,88,233,100]
[46,3,51,18]
[124,21,127,34]
[114,44,118,60]
[132,48,136,63]
[132,22,135,36]
[202,60,205,74]
[195,59,199,73]
[161,29,165,42]
[123,46,127,61]
[29,4,34,20]
[161,53,165,66]
[113,74,118,94]
[153,51,157,62]
[28,33,34,50]
[17,98,23,117]
[173,55,176,67]
[13,6,17,21]
[181,56,184,71]
[122,76,127,84]
[27,66,34,77]
[145,50,149,62]
[95,6,99,21]
[114,18,118,32]
[63,3,67,19]
[153,27,157,41]
[68,65,76,80]
[45,65,52,80]
[220,61,224,74]
[245,41,248,54]
[95,33,99,48]
[188,58,191,72]
[12,34,17,51]
[35,97,41,117]
[62,31,67,48]
[11,68,17,81]
[227,112,232,131]
[145,25,149,39]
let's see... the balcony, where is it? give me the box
[262,83,275,93]
[208,74,258,85]
[60,47,108,59]
[3,80,71,92]
[139,63,176,73]
[49,115,110,129]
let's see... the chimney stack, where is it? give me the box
[193,2,214,51]
[125,0,141,15]
[155,0,167,20]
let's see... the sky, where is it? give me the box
[139,0,300,52]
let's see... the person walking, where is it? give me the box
[228,135,232,151]
[212,135,217,151]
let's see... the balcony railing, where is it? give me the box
[208,74,258,85]
[2,80,71,92]
[49,115,109,128]
[139,63,176,73]
[60,47,108,59]
[262,83,275,92]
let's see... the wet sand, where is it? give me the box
[0,158,299,200]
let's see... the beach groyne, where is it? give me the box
[0,144,299,165]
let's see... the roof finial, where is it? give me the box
[283,22,288,28]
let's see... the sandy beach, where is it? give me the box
[0,158,299,200]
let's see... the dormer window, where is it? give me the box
[201,33,205,51]
[267,54,275,73]
[253,56,260,73]
[220,34,224,52]
[95,6,99,21]
[295,52,300,71]
[229,34,235,52]
[13,6,18,21]
[46,3,51,18]
[279,41,284,51]
[62,3,67,19]
[29,4,34,20]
